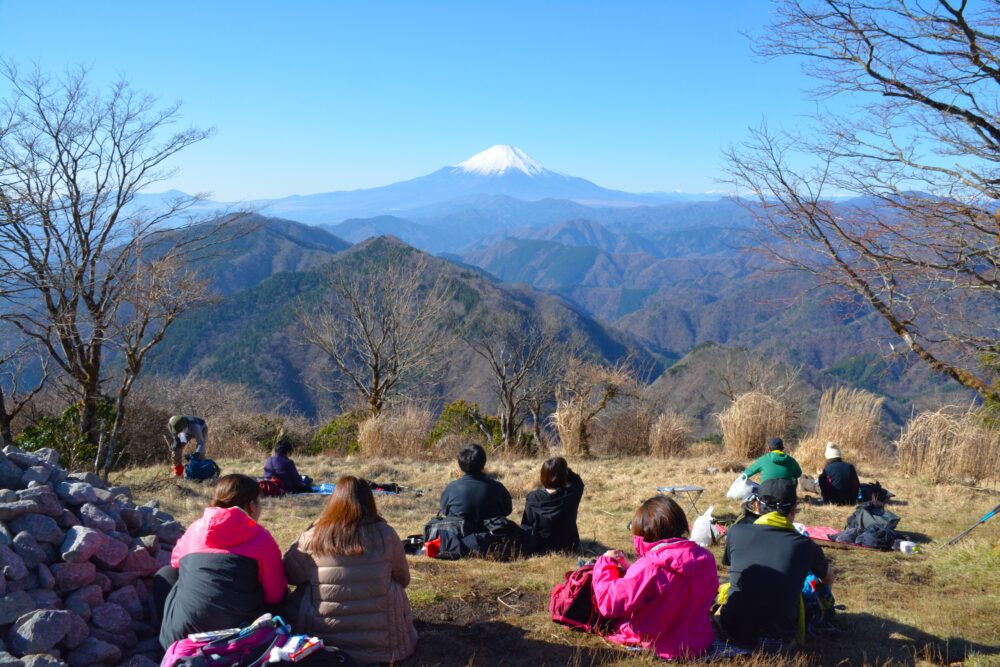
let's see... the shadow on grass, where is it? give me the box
[814,612,1000,666]
[579,539,612,557]
[405,619,624,667]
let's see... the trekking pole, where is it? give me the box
[945,501,1000,546]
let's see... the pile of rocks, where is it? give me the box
[1,445,186,667]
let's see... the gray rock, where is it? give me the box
[9,515,62,545]
[90,488,114,505]
[31,449,59,466]
[63,583,103,611]
[105,531,132,545]
[16,489,62,518]
[21,655,68,667]
[0,543,28,580]
[0,651,25,667]
[59,613,87,650]
[0,459,25,490]
[155,521,184,545]
[0,570,6,596]
[54,483,97,507]
[128,638,159,656]
[93,572,111,593]
[90,536,127,569]
[105,571,139,589]
[90,603,130,633]
[117,545,158,576]
[60,599,89,625]
[118,655,158,667]
[26,589,61,611]
[59,527,104,564]
[0,591,35,625]
[140,500,160,510]
[77,504,114,532]
[0,489,16,503]
[5,451,41,469]
[107,487,132,502]
[54,510,79,530]
[66,638,120,667]
[118,509,142,535]
[67,471,105,489]
[0,501,39,523]
[51,562,96,593]
[12,532,47,569]
[5,610,74,654]
[135,535,159,555]
[106,587,142,620]
[153,510,174,523]
[0,521,12,546]
[19,466,50,486]
[47,468,66,486]
[155,549,171,568]
[36,563,55,590]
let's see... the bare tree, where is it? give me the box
[552,358,638,457]
[0,64,220,456]
[462,311,563,452]
[300,250,453,416]
[726,1,1000,403]
[96,253,211,478]
[0,339,49,447]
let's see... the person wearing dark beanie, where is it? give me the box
[743,436,802,483]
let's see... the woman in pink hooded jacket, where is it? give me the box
[591,496,718,660]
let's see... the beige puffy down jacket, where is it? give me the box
[282,521,417,664]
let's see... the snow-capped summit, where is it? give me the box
[456,145,546,177]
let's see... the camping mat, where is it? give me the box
[305,483,399,496]
[801,524,876,550]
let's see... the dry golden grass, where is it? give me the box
[795,388,888,475]
[358,406,434,458]
[717,391,788,459]
[897,409,1000,485]
[649,411,691,458]
[552,404,586,456]
[112,453,1000,666]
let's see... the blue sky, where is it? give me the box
[0,1,829,200]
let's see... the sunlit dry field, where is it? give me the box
[115,453,1000,666]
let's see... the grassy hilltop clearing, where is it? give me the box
[116,453,1000,667]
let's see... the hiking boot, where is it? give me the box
[173,464,184,477]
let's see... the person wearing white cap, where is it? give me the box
[799,442,860,505]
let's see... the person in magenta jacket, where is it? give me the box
[591,496,718,661]
[157,474,287,649]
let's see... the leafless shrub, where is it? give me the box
[554,359,638,457]
[357,406,433,458]
[649,411,692,458]
[591,404,652,456]
[717,391,788,459]
[897,409,1000,485]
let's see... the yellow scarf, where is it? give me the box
[754,511,796,531]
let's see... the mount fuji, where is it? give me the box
[254,145,678,224]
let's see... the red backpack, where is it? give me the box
[258,477,286,498]
[549,564,612,634]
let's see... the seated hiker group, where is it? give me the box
[154,437,879,663]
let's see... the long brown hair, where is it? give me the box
[212,474,260,512]
[308,476,382,556]
[631,496,687,542]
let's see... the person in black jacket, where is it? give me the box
[800,442,861,505]
[521,457,584,553]
[438,444,512,532]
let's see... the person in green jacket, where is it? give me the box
[744,437,802,483]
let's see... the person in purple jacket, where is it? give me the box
[264,438,313,493]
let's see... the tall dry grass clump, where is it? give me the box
[717,391,788,459]
[551,404,585,456]
[591,406,652,456]
[897,409,1000,484]
[796,387,886,473]
[649,411,692,458]
[357,406,433,458]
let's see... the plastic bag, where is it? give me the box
[691,505,717,547]
[726,473,753,501]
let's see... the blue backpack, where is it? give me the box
[184,454,221,481]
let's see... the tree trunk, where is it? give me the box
[98,395,127,481]
[0,386,12,448]
[529,405,543,450]
[79,381,104,449]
